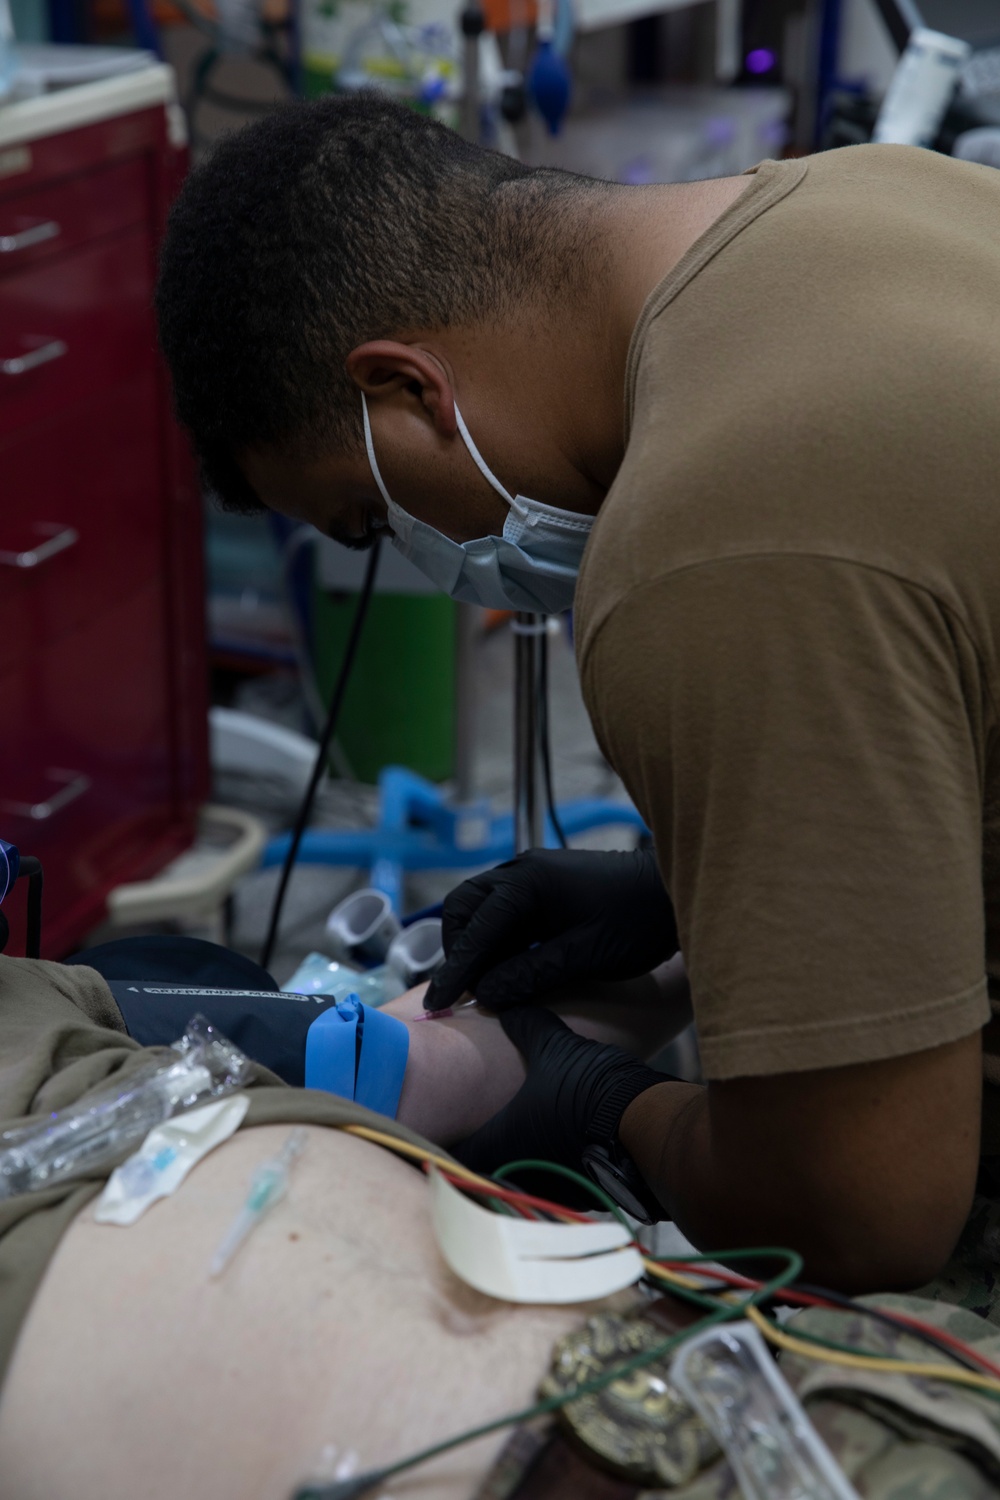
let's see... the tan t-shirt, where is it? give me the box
[576,145,1000,1128]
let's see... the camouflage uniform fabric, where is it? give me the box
[916,1180,1000,1326]
[478,1279,1000,1499]
[650,1288,1000,1499]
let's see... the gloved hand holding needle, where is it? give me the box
[423,847,680,1013]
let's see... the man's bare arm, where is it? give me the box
[386,962,690,1145]
[619,1031,983,1292]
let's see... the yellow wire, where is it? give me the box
[341,1123,499,1191]
[744,1304,1000,1397]
[642,1258,706,1291]
[340,1124,1000,1400]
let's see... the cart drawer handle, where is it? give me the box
[1,339,68,376]
[4,772,91,822]
[0,525,78,569]
[0,221,60,254]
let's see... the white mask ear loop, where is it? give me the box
[361,391,394,509]
[453,402,516,508]
[362,390,516,513]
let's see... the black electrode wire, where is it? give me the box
[792,1282,989,1376]
[538,627,569,849]
[656,1268,991,1378]
[19,857,43,960]
[260,541,381,971]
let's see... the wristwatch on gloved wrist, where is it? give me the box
[579,1071,668,1225]
[581,1140,665,1226]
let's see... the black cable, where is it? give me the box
[260,541,381,970]
[792,1281,990,1376]
[15,857,43,961]
[537,626,569,849]
[642,1266,994,1379]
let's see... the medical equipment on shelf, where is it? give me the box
[527,30,571,135]
[0,1017,252,1199]
[873,28,971,147]
[335,5,452,107]
[670,1321,861,1500]
[210,1126,307,1277]
[526,0,573,136]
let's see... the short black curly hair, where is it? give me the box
[155,92,599,512]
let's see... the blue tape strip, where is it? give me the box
[304,997,360,1101]
[353,1003,409,1118]
[304,997,409,1120]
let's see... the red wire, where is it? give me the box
[427,1166,1000,1380]
[654,1258,1000,1381]
[425,1164,592,1221]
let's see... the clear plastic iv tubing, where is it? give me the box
[209,1127,308,1277]
[0,1016,251,1200]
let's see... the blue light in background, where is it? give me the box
[746,47,777,75]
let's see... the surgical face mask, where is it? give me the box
[361,393,593,613]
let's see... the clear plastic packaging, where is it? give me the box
[94,1093,251,1226]
[0,1016,252,1200]
[670,1320,860,1500]
[281,953,404,1007]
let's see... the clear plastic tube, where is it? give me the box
[0,1016,252,1200]
[670,1320,861,1500]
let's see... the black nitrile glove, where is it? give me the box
[454,1006,675,1213]
[424,848,678,1013]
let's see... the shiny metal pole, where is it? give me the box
[452,4,485,804]
[453,603,479,803]
[513,612,546,851]
[459,1,484,144]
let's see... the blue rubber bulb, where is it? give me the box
[529,36,571,136]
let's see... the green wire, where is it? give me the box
[291,1157,804,1500]
[491,1157,805,1304]
[640,1257,1000,1407]
[492,1157,639,1232]
[492,1165,1000,1402]
[293,1301,739,1500]
[750,1317,1000,1406]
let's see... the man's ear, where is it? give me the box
[346,341,457,438]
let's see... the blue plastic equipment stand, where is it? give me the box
[260,763,646,915]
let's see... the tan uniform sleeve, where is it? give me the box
[581,554,991,1078]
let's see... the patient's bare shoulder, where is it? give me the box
[0,1124,612,1500]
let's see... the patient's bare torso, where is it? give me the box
[0,1124,620,1500]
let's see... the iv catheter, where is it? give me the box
[209,1127,307,1277]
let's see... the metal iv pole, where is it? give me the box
[259,3,647,907]
[458,7,543,853]
[512,613,546,851]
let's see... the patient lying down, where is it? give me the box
[0,963,690,1500]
